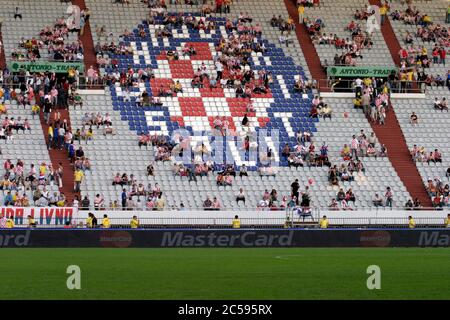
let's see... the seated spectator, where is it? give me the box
[239,164,248,177]
[294,79,305,93]
[0,103,7,114]
[103,125,115,136]
[328,198,339,210]
[345,188,356,203]
[405,199,414,210]
[438,98,448,112]
[203,196,213,210]
[212,197,221,210]
[279,31,294,47]
[410,112,418,125]
[138,132,150,149]
[372,193,383,207]
[341,144,351,160]
[112,173,123,186]
[309,105,318,118]
[147,163,154,176]
[319,104,332,119]
[336,188,346,201]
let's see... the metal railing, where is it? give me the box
[71,206,450,212]
[10,215,449,229]
[317,78,428,94]
[0,75,108,90]
[14,217,288,229]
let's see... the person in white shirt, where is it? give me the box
[123,89,131,102]
[236,188,246,204]
[433,97,441,110]
[350,135,359,159]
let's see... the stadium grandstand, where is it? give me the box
[0,0,448,229]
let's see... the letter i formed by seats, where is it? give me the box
[66,265,81,290]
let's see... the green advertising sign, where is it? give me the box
[8,61,84,73]
[327,66,397,78]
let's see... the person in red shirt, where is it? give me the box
[216,0,223,14]
[399,48,408,60]
[439,47,446,65]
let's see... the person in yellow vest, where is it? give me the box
[284,216,292,229]
[286,16,294,26]
[406,69,414,90]
[382,83,389,95]
[445,214,450,228]
[86,213,93,228]
[353,97,362,109]
[5,216,14,228]
[379,4,388,25]
[232,215,241,229]
[421,46,428,57]
[31,104,40,119]
[102,214,110,228]
[74,168,84,193]
[422,14,432,26]
[27,215,36,228]
[130,215,139,229]
[298,5,305,24]
[408,215,416,229]
[319,215,329,229]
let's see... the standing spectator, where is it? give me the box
[232,215,241,229]
[291,179,300,205]
[130,216,139,229]
[81,196,90,210]
[298,4,305,24]
[121,188,127,209]
[224,0,231,14]
[319,215,329,229]
[43,99,52,124]
[379,2,388,26]
[350,135,359,159]
[73,168,84,192]
[385,186,393,208]
[408,215,415,229]
[446,5,450,24]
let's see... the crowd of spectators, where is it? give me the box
[433,97,448,111]
[13,17,84,62]
[341,130,387,161]
[1,158,67,207]
[426,178,449,208]
[410,145,442,164]
[391,4,449,48]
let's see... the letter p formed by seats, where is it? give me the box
[66,265,81,290]
[366,265,381,290]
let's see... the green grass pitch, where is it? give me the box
[0,248,448,300]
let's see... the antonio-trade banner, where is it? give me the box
[8,61,84,73]
[0,207,77,226]
[327,66,397,78]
